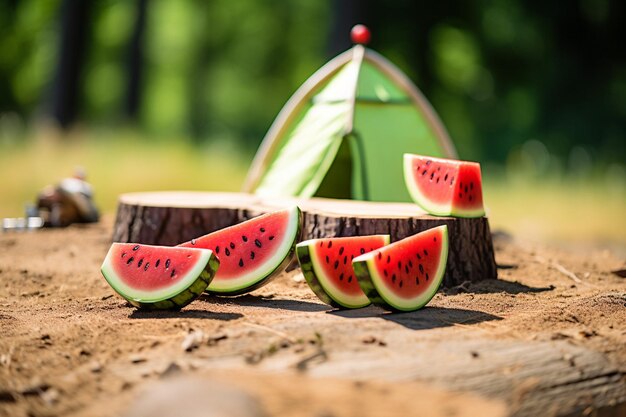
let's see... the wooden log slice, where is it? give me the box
[112,191,497,287]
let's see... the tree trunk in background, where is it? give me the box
[327,0,364,57]
[49,0,91,128]
[125,0,148,120]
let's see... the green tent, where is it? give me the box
[243,43,457,202]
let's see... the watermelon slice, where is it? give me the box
[403,154,485,218]
[296,235,390,309]
[353,226,448,311]
[101,243,219,309]
[179,207,301,295]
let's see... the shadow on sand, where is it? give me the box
[129,309,243,321]
[443,279,555,295]
[198,293,331,313]
[329,305,502,331]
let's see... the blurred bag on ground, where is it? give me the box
[36,168,100,227]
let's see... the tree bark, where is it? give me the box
[112,191,497,287]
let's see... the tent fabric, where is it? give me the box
[245,46,457,202]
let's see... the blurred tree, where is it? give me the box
[49,0,91,127]
[0,0,623,168]
[125,0,147,119]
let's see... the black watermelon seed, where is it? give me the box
[351,254,354,260]
[155,259,160,267]
[225,248,231,256]
[397,261,401,270]
[328,241,333,249]
[405,265,409,274]
[239,258,244,267]
[408,260,413,268]
[469,196,473,201]
[436,177,440,183]
[434,236,437,242]
[444,173,449,181]
[165,259,171,269]
[347,276,353,283]
[133,245,140,251]
[378,252,382,260]
[260,227,265,233]
[144,262,150,271]
[170,269,176,278]
[392,274,396,283]
[459,192,463,198]
[255,239,262,248]
[343,256,347,265]
[424,249,429,256]
[470,182,474,190]
[450,176,455,184]
[417,253,421,260]
[437,166,441,171]
[426,272,430,280]
[422,169,427,176]
[126,257,134,265]
[360,248,365,254]
[399,280,403,288]
[250,251,255,260]
[339,273,344,281]
[430,172,435,180]
[334,260,339,270]
[384,269,388,277]
[425,160,431,166]
[460,181,463,188]
[269,236,274,241]
[242,235,248,242]
[319,241,323,247]
[415,276,420,285]
[387,255,391,264]
[121,252,126,258]
[215,246,220,254]
[230,242,235,250]
[137,259,143,268]
[465,185,468,193]
[339,247,344,255]
[419,264,424,274]
[191,239,196,245]
[326,255,329,264]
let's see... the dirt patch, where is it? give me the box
[0,216,625,417]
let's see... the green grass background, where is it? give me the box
[1,132,624,245]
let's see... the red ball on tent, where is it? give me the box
[351,24,371,45]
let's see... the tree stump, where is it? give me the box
[112,191,497,287]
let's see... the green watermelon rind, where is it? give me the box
[101,246,219,310]
[353,226,449,312]
[296,235,391,309]
[206,206,302,296]
[402,154,485,218]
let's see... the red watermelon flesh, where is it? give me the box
[353,226,449,311]
[111,244,204,291]
[403,154,484,218]
[296,235,390,308]
[316,236,388,296]
[101,243,218,309]
[179,207,301,295]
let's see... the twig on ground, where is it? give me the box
[551,262,583,284]
[242,322,296,344]
[294,349,327,371]
[535,256,594,286]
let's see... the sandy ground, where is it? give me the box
[0,216,625,417]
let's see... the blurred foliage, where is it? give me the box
[0,0,624,171]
